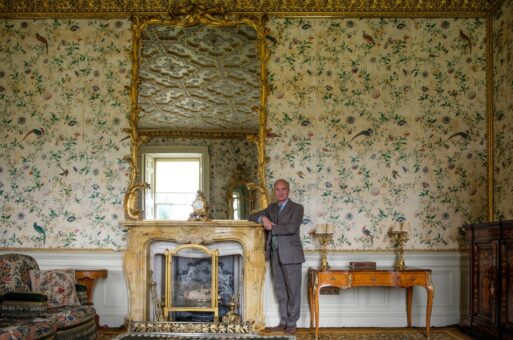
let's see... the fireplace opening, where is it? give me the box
[150,241,244,322]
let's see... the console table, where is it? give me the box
[308,267,434,338]
[75,269,108,304]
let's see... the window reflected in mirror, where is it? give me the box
[154,159,200,220]
[141,146,209,220]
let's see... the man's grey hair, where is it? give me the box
[273,179,290,190]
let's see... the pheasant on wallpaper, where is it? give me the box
[362,30,375,45]
[35,33,49,53]
[349,128,373,143]
[459,29,472,53]
[362,226,374,245]
[22,128,45,141]
[446,130,471,141]
[33,222,46,246]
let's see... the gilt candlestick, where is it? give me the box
[390,230,409,270]
[314,223,334,271]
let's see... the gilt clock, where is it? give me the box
[188,191,210,221]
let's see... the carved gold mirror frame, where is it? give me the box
[124,6,270,220]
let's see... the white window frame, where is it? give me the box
[139,145,210,220]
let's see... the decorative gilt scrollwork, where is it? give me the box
[124,6,270,220]
[129,320,254,334]
[0,0,501,17]
[138,129,258,140]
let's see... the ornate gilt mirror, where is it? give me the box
[124,6,269,221]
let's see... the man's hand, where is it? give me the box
[261,216,273,231]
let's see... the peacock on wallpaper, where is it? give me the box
[2,11,513,250]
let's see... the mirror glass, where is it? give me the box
[136,23,261,220]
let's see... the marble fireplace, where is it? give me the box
[122,220,266,329]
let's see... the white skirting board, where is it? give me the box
[264,251,468,328]
[0,250,467,328]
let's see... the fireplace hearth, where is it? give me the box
[150,241,244,323]
[122,220,266,330]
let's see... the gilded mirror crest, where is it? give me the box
[124,5,270,220]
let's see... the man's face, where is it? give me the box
[274,181,290,203]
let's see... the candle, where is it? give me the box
[315,223,326,234]
[325,223,334,234]
[391,222,402,232]
[315,223,334,234]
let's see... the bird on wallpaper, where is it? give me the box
[265,34,277,45]
[35,33,49,54]
[459,29,472,54]
[392,170,401,179]
[362,31,375,45]
[362,226,374,245]
[33,222,46,246]
[447,130,471,141]
[22,128,45,141]
[57,164,68,176]
[349,128,373,143]
[296,171,305,178]
[119,135,130,142]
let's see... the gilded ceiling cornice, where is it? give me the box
[0,0,502,18]
[137,129,258,141]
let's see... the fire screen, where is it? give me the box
[164,244,219,321]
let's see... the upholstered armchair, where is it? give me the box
[0,253,97,340]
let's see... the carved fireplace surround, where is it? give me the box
[122,220,266,330]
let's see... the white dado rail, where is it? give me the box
[0,249,466,328]
[121,220,266,329]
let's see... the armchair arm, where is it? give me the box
[0,292,48,318]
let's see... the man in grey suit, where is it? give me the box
[249,179,305,335]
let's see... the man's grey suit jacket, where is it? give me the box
[249,200,305,264]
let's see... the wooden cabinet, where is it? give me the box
[461,220,513,339]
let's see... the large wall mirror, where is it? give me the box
[124,7,269,221]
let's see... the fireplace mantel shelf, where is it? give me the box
[121,220,266,330]
[122,220,261,228]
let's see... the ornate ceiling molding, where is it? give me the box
[138,129,258,140]
[0,0,502,17]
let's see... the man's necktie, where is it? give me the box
[272,203,284,250]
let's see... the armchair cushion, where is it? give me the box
[29,270,80,308]
[0,254,39,293]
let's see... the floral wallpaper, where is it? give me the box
[0,16,491,251]
[0,19,132,249]
[266,17,488,250]
[493,0,513,221]
[144,138,259,219]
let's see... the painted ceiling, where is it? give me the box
[137,24,260,132]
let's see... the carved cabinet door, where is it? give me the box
[472,239,499,327]
[501,228,513,332]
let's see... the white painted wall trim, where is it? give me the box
[1,250,467,329]
[264,251,468,328]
